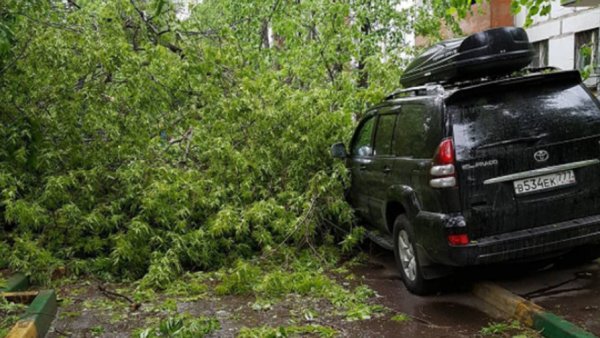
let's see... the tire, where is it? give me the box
[558,244,600,267]
[577,244,600,262]
[393,215,440,295]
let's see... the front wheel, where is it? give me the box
[393,215,440,295]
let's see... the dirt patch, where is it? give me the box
[47,277,424,337]
[48,280,150,338]
[45,254,499,338]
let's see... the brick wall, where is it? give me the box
[416,0,512,46]
[460,0,513,34]
[459,1,492,35]
[490,0,513,27]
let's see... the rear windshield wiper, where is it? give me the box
[476,133,548,150]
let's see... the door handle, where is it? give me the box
[383,167,392,174]
[359,164,367,170]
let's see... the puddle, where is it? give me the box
[350,247,495,336]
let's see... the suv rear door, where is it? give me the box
[448,71,600,239]
[348,115,376,221]
[369,111,399,232]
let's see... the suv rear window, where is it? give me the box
[374,114,396,156]
[449,82,600,160]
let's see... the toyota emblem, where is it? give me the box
[534,150,549,162]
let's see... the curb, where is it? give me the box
[1,291,39,304]
[5,290,57,338]
[1,273,30,292]
[473,282,597,338]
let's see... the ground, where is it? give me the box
[491,255,600,335]
[5,244,600,337]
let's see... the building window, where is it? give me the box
[531,40,548,68]
[575,29,599,75]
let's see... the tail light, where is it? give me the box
[430,138,456,188]
[448,233,470,246]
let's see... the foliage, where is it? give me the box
[90,325,105,336]
[480,320,522,335]
[237,324,337,338]
[4,237,61,284]
[0,297,26,337]
[213,248,384,321]
[510,0,552,27]
[162,272,210,298]
[340,226,366,253]
[482,321,541,337]
[391,313,411,323]
[578,44,594,80]
[442,0,554,28]
[136,314,220,338]
[0,0,553,285]
[0,0,407,284]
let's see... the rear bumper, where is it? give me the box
[416,212,600,266]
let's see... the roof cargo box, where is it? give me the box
[400,27,534,88]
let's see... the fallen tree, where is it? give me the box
[0,0,550,286]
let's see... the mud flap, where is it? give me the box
[417,245,454,279]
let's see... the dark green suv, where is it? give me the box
[332,70,600,295]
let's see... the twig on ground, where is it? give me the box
[97,284,141,311]
[527,286,586,299]
[521,271,591,299]
[52,328,72,337]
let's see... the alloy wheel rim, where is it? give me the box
[398,230,417,281]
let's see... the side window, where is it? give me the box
[393,105,430,157]
[373,114,397,156]
[352,116,375,156]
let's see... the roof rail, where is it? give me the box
[441,67,560,89]
[385,84,443,100]
[522,66,559,73]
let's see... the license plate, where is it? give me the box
[513,170,576,195]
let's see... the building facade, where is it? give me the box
[513,0,600,90]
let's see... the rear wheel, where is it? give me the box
[393,215,440,295]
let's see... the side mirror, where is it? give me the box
[331,143,348,159]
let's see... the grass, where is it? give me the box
[45,246,381,336]
[480,320,541,337]
[480,320,521,335]
[135,314,220,338]
[391,313,411,323]
[90,325,105,336]
[59,310,82,319]
[31,243,423,337]
[237,324,337,338]
[213,248,386,322]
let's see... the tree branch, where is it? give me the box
[129,0,183,56]
[0,38,32,77]
[67,0,81,10]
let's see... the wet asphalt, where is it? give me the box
[356,243,600,337]
[352,246,494,337]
